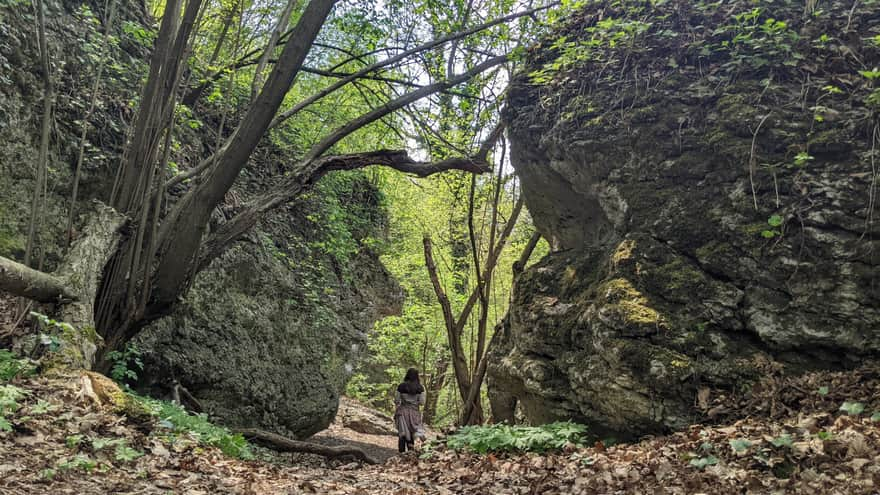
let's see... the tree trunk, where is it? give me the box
[425,195,524,426]
[23,0,54,273]
[422,358,448,425]
[1,203,125,369]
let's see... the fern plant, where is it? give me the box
[445,421,588,454]
[0,350,34,382]
[134,394,253,459]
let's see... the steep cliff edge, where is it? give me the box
[490,0,880,437]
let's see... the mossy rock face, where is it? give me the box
[489,0,880,437]
[0,0,146,266]
[136,175,403,439]
[1,0,403,440]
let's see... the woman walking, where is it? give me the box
[394,368,426,453]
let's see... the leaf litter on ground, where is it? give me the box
[0,366,878,494]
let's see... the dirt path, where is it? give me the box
[309,396,436,463]
[311,423,401,463]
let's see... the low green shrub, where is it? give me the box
[134,394,253,459]
[445,421,588,454]
[0,384,28,431]
[0,350,35,382]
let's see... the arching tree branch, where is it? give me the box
[198,150,491,269]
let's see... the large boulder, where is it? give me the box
[136,176,404,439]
[489,0,880,438]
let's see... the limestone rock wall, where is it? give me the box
[490,0,880,437]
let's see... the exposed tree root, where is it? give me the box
[236,428,380,465]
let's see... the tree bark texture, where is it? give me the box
[0,257,76,303]
[237,428,379,464]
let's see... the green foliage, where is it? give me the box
[445,421,587,454]
[770,434,793,448]
[839,401,865,416]
[344,373,388,405]
[0,384,27,431]
[715,8,800,72]
[761,215,783,238]
[866,89,880,110]
[305,172,386,266]
[91,437,123,450]
[871,412,880,422]
[57,454,98,473]
[818,386,829,396]
[66,434,85,448]
[859,68,880,80]
[816,430,833,440]
[30,400,56,415]
[135,395,253,459]
[29,312,82,355]
[121,20,157,47]
[729,438,752,453]
[792,152,814,167]
[531,17,651,84]
[688,455,719,469]
[114,443,144,462]
[0,350,34,382]
[354,167,546,423]
[105,344,144,386]
[87,437,144,462]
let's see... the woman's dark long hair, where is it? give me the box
[398,367,424,395]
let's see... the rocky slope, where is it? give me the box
[0,0,401,438]
[490,0,880,437]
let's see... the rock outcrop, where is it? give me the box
[0,0,402,439]
[489,0,880,438]
[136,180,403,438]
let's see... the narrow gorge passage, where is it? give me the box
[1,0,879,493]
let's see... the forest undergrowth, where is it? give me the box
[0,363,878,494]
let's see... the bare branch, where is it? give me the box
[198,150,490,268]
[423,236,472,401]
[238,428,379,464]
[269,3,557,128]
[303,55,507,162]
[250,0,299,100]
[513,231,542,277]
[453,195,524,337]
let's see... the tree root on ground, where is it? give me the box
[236,428,380,465]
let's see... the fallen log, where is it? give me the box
[236,428,380,465]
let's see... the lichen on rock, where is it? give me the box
[489,0,880,438]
